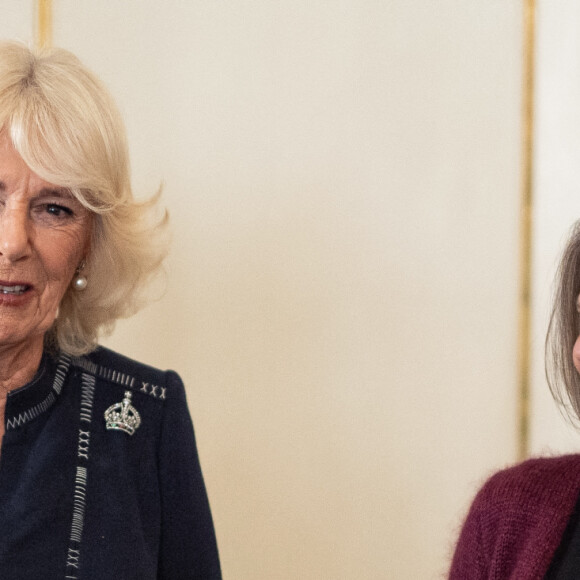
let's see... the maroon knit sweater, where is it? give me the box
[449,455,580,579]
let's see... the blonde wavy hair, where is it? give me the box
[0,41,168,355]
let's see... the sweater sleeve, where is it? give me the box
[448,456,580,580]
[157,371,222,580]
[448,485,490,580]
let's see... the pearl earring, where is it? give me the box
[73,260,88,291]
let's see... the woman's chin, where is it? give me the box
[0,313,54,353]
[0,288,34,308]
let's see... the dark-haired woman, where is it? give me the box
[450,222,580,579]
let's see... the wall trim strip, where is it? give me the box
[36,0,53,48]
[517,0,536,461]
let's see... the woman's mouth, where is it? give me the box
[0,284,30,295]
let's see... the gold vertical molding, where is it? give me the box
[517,0,536,461]
[36,0,53,49]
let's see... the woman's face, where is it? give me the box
[574,294,580,374]
[0,133,91,352]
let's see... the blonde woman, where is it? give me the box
[0,42,221,578]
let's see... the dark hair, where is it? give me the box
[546,221,580,423]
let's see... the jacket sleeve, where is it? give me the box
[157,371,221,579]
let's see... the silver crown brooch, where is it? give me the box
[104,391,141,435]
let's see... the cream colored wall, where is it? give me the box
[8,2,523,578]
[3,2,33,41]
[530,2,580,454]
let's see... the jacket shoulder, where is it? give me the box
[71,346,184,401]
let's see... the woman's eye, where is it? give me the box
[30,202,77,225]
[44,203,74,217]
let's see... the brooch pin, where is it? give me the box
[104,391,141,435]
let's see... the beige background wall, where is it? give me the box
[4,2,524,578]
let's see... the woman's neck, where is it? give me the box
[0,337,45,453]
[0,337,44,394]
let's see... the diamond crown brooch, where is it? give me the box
[104,391,141,436]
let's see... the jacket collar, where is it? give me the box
[5,352,71,430]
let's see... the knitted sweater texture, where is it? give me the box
[449,455,580,579]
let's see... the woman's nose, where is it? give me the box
[0,209,31,262]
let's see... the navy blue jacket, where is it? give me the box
[0,347,221,579]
